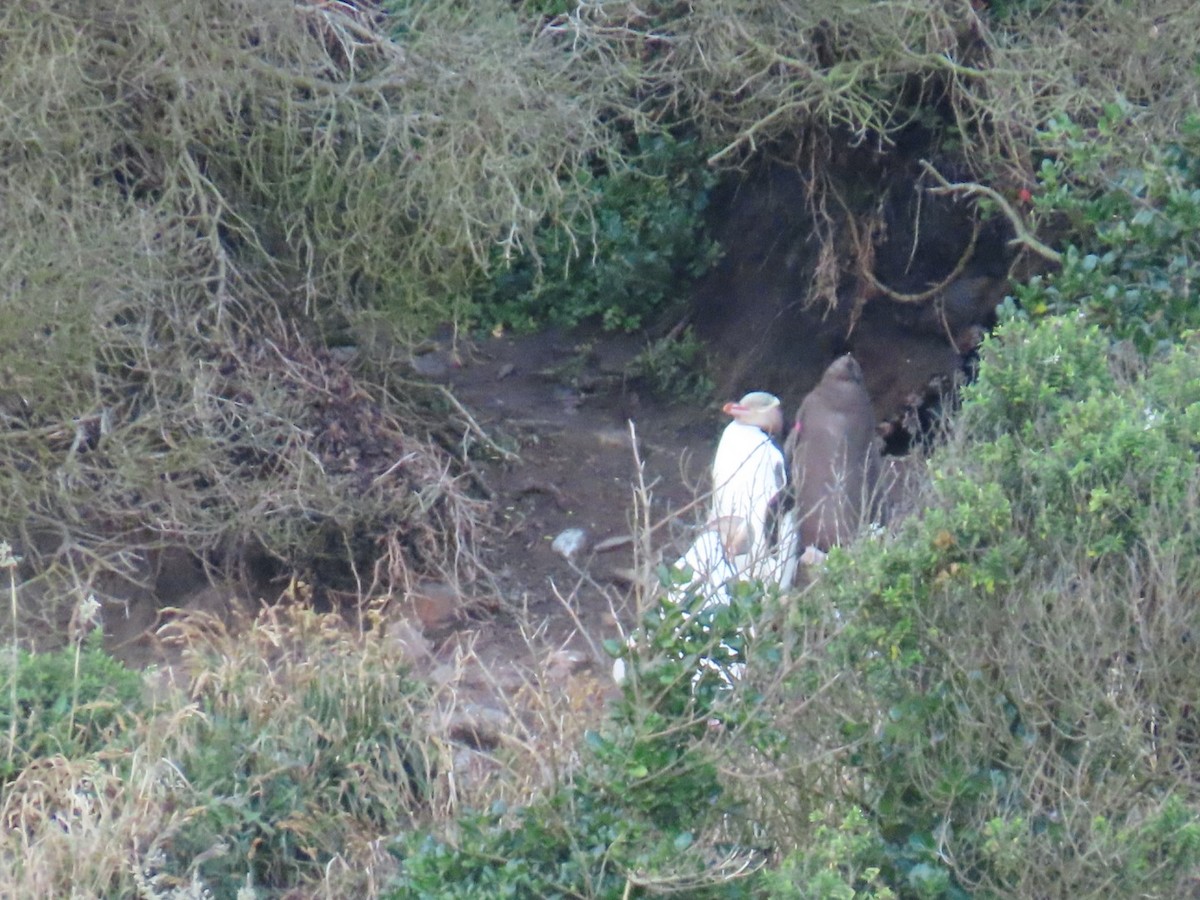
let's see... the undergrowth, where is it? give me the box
[5,313,1200,898]
[473,134,721,335]
[749,313,1200,897]
[1023,110,1200,351]
[4,1,1200,898]
[0,604,444,898]
[0,628,144,789]
[386,310,1200,898]
[388,575,774,899]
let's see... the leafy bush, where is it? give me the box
[1023,111,1200,352]
[0,625,145,787]
[627,327,716,405]
[751,312,1200,896]
[474,134,721,334]
[759,807,895,900]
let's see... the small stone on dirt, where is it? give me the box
[404,581,465,634]
[551,528,588,560]
[545,648,590,681]
[606,566,645,587]
[446,703,509,750]
[593,427,630,448]
[410,349,451,377]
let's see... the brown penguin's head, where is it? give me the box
[825,353,864,385]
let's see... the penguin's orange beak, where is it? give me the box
[722,401,741,417]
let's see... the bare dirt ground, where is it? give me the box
[96,324,744,740]
[408,312,946,715]
[411,325,723,692]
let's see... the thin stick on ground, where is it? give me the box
[3,542,18,777]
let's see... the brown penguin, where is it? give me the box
[784,354,881,552]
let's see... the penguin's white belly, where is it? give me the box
[710,421,785,579]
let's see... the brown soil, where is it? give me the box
[95,325,723,700]
[417,326,721,678]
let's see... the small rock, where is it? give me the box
[445,703,509,750]
[465,662,527,693]
[410,350,450,378]
[545,648,590,681]
[606,566,644,587]
[612,657,628,685]
[609,634,638,685]
[551,528,588,560]
[593,427,629,449]
[405,581,465,634]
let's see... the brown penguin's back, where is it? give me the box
[786,354,880,551]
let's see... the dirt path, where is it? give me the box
[423,326,722,671]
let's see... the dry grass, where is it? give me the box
[4,1,1200,894]
[0,589,641,898]
[568,0,1200,178]
[0,0,636,633]
[4,0,1195,634]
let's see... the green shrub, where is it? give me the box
[627,327,716,405]
[758,807,895,900]
[390,794,655,899]
[387,294,1200,900]
[1024,111,1200,352]
[758,313,1200,896]
[150,609,434,896]
[0,626,145,787]
[962,312,1200,558]
[474,134,721,334]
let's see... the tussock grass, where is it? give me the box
[0,590,641,898]
[2,602,428,897]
